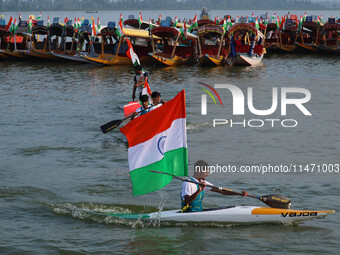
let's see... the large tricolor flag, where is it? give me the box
[188,14,198,32]
[120,90,188,196]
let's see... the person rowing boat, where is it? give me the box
[132,65,150,101]
[181,160,249,212]
[150,91,166,111]
[131,95,150,120]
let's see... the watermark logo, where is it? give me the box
[200,83,312,128]
[198,82,223,115]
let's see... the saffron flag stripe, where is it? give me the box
[120,90,186,147]
[128,118,187,171]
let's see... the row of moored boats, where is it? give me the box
[0,12,339,67]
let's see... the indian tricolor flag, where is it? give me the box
[125,38,140,66]
[120,90,188,196]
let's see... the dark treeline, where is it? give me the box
[0,0,329,12]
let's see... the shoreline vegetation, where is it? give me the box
[0,0,339,12]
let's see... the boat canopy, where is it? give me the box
[302,21,320,31]
[151,26,179,38]
[32,25,48,35]
[123,19,155,30]
[15,21,31,35]
[198,24,224,37]
[49,23,64,36]
[197,19,215,26]
[322,22,340,31]
[229,23,258,37]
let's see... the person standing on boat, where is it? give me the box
[181,160,249,212]
[131,95,151,120]
[132,65,149,101]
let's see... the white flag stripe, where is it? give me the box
[128,118,187,171]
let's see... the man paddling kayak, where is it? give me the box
[132,65,149,101]
[150,91,166,111]
[131,95,151,120]
[181,160,249,212]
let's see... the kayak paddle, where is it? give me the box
[150,170,291,209]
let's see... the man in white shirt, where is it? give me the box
[181,160,249,212]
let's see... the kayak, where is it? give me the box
[91,206,335,224]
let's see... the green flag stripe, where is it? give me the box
[130,147,188,196]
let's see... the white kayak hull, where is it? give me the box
[148,206,335,223]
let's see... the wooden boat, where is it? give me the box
[0,21,11,59]
[197,24,229,66]
[228,23,265,66]
[149,21,197,66]
[296,16,321,53]
[277,15,299,53]
[1,21,31,59]
[264,20,279,53]
[85,21,154,65]
[20,20,55,60]
[50,19,97,63]
[314,18,340,54]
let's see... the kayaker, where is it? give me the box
[131,95,150,120]
[132,65,149,101]
[181,160,249,212]
[150,91,166,111]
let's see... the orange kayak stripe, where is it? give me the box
[251,207,335,215]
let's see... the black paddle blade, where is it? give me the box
[100,119,123,134]
[259,194,291,209]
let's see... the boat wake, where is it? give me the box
[50,202,163,228]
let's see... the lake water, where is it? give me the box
[1,9,340,255]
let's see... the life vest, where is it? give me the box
[181,178,204,212]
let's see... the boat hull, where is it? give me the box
[148,206,335,223]
[295,43,319,53]
[148,53,185,66]
[1,50,28,59]
[199,55,224,66]
[84,53,134,65]
[276,44,298,53]
[51,52,94,63]
[233,53,264,66]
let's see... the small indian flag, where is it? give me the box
[28,18,33,33]
[142,77,152,102]
[97,17,101,31]
[188,14,198,32]
[157,14,162,25]
[173,16,178,27]
[125,38,140,66]
[37,12,42,20]
[138,12,143,27]
[116,18,124,38]
[255,17,260,29]
[120,90,188,196]
[47,16,50,28]
[19,13,22,22]
[227,16,232,31]
[91,17,96,36]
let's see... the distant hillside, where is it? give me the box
[0,0,329,12]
